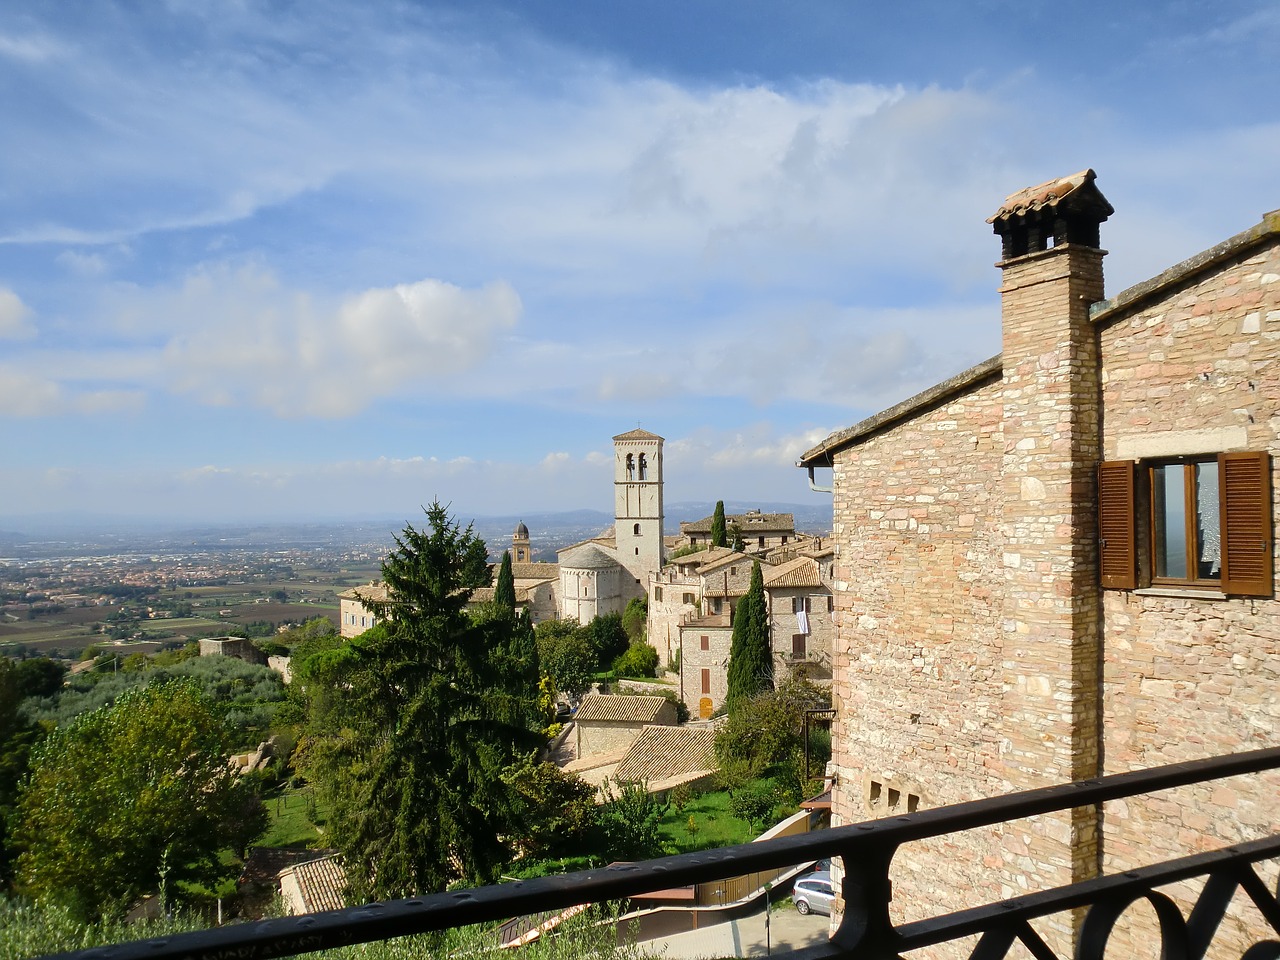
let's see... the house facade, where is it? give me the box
[798,170,1280,957]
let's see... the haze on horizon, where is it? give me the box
[1,1,1278,523]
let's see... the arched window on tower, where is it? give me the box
[626,453,635,481]
[638,453,648,480]
[633,523,641,536]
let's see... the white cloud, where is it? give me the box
[0,31,66,63]
[101,264,522,417]
[0,288,35,339]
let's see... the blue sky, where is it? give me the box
[2,0,1278,523]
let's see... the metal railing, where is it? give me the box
[45,746,1280,960]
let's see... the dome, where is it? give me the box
[514,521,529,539]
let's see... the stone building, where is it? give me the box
[679,509,797,552]
[797,170,1280,957]
[573,692,678,758]
[557,429,666,621]
[763,550,835,681]
[338,582,386,638]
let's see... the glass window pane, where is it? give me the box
[1196,461,1221,578]
[1154,465,1187,579]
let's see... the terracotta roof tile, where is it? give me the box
[615,725,716,783]
[682,511,795,534]
[511,562,559,581]
[279,854,346,914]
[763,556,824,589]
[987,168,1099,223]
[613,428,664,441]
[575,694,672,724]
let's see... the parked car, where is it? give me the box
[793,871,834,916]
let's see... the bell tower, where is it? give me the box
[512,521,531,563]
[613,428,665,586]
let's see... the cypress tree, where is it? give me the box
[725,561,772,711]
[711,501,727,548]
[495,549,516,610]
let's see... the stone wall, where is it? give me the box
[678,618,733,719]
[828,372,1008,938]
[1096,236,1280,959]
[766,584,834,681]
[647,571,702,666]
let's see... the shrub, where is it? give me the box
[612,642,658,678]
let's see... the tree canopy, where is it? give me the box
[494,550,516,610]
[298,502,544,900]
[13,679,265,918]
[724,561,771,710]
[710,501,727,548]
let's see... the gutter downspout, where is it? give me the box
[805,465,832,494]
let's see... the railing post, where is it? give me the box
[831,844,903,960]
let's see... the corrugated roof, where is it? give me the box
[615,725,717,783]
[613,428,664,441]
[763,556,824,589]
[575,693,671,724]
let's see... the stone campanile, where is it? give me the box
[613,428,665,587]
[989,170,1112,902]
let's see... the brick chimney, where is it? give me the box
[989,170,1112,918]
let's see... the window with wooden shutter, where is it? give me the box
[1098,460,1137,589]
[1220,451,1273,597]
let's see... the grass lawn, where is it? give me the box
[259,785,331,848]
[660,789,757,853]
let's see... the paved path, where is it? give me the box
[643,906,831,959]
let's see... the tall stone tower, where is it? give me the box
[613,428,665,587]
[512,521,531,563]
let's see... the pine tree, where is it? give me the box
[494,549,516,610]
[711,500,727,548]
[724,560,772,711]
[303,502,543,899]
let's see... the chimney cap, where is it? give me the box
[987,168,1114,225]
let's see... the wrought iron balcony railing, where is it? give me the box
[45,746,1280,960]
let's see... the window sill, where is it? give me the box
[1134,586,1227,601]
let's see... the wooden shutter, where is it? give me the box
[1220,451,1273,597]
[1098,460,1137,589]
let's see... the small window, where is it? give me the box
[654,586,663,602]
[792,634,806,659]
[791,596,810,614]
[701,668,710,694]
[638,453,648,480]
[1100,452,1273,596]
[700,634,709,651]
[633,523,641,536]
[626,453,635,481]
[683,592,695,604]
[635,547,639,556]
[758,536,765,547]
[827,595,834,613]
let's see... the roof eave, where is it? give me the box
[1091,209,1280,327]
[797,354,1003,468]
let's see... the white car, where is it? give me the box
[793,871,834,916]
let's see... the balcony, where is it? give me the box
[45,746,1280,960]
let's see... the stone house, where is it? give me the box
[679,509,797,552]
[763,552,834,681]
[338,582,386,639]
[573,693,678,758]
[676,612,732,719]
[796,169,1280,957]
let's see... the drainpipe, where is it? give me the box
[805,465,832,494]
